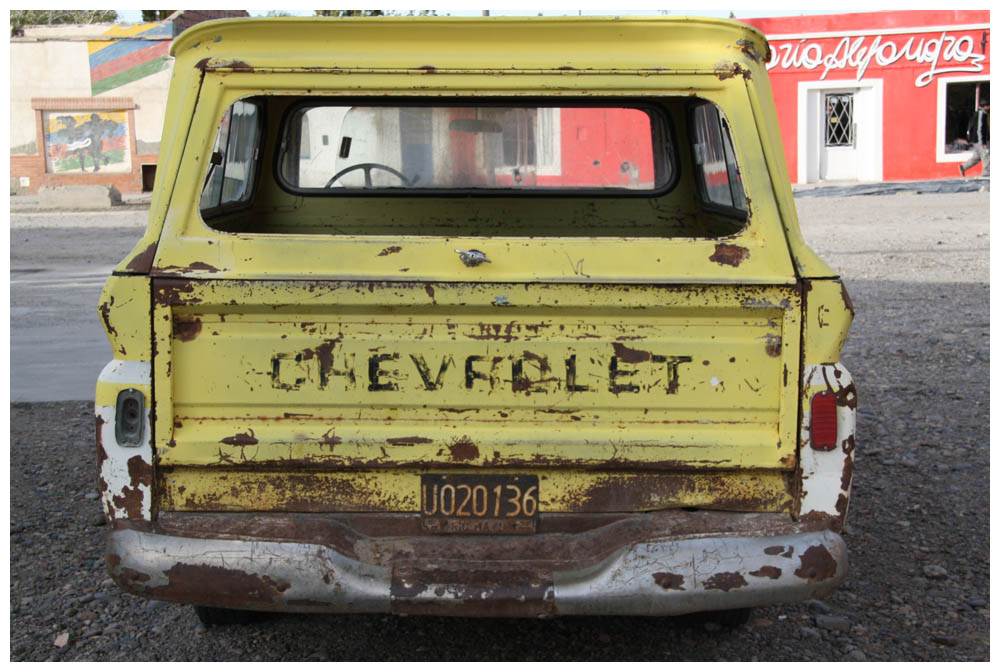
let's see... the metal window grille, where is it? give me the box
[825,94,854,147]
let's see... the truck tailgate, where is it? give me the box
[153,279,801,514]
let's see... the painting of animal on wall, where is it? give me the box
[44,111,130,174]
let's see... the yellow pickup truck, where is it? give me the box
[96,16,856,624]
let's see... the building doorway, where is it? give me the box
[821,91,858,180]
[798,80,883,184]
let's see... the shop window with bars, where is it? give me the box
[825,93,854,147]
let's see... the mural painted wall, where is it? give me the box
[88,23,173,96]
[43,110,130,174]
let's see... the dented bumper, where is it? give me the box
[108,513,846,617]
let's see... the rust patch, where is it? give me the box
[146,563,290,604]
[612,341,652,364]
[157,261,223,274]
[378,246,402,257]
[195,57,211,73]
[798,510,838,529]
[653,572,685,590]
[709,243,750,267]
[837,380,859,410]
[99,298,118,339]
[715,62,752,80]
[765,545,793,558]
[704,571,747,591]
[424,284,435,300]
[96,415,107,467]
[763,333,782,358]
[153,280,200,306]
[794,544,838,583]
[561,471,777,513]
[736,38,763,63]
[835,493,849,518]
[840,282,856,318]
[841,456,855,491]
[112,486,144,519]
[125,242,157,273]
[391,567,554,617]
[126,455,153,488]
[417,65,437,73]
[446,436,480,461]
[117,567,152,585]
[173,317,202,342]
[221,429,258,447]
[187,261,221,273]
[207,59,254,72]
[750,566,782,579]
[387,436,433,446]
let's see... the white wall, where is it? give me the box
[9,41,92,152]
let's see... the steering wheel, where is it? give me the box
[325,163,415,188]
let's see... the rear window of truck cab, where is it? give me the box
[198,96,748,238]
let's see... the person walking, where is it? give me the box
[960,99,989,177]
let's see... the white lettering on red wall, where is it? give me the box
[766,32,986,87]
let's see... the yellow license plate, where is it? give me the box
[420,474,539,534]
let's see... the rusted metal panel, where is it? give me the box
[107,513,846,616]
[552,530,846,616]
[159,468,794,514]
[391,566,556,617]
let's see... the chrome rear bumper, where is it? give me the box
[108,514,846,617]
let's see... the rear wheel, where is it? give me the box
[193,605,261,626]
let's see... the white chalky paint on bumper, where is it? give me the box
[108,526,846,615]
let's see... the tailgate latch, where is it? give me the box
[456,249,491,267]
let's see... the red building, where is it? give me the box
[742,10,990,183]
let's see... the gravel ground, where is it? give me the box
[9,190,990,661]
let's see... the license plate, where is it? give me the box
[420,474,539,534]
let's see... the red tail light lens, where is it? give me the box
[810,391,838,451]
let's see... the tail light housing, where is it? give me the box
[115,389,145,447]
[810,391,838,451]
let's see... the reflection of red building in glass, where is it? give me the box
[741,10,990,183]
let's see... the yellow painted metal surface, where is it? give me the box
[99,17,855,518]
[153,280,801,470]
[802,279,855,364]
[97,275,151,362]
[121,16,822,283]
[151,277,801,513]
